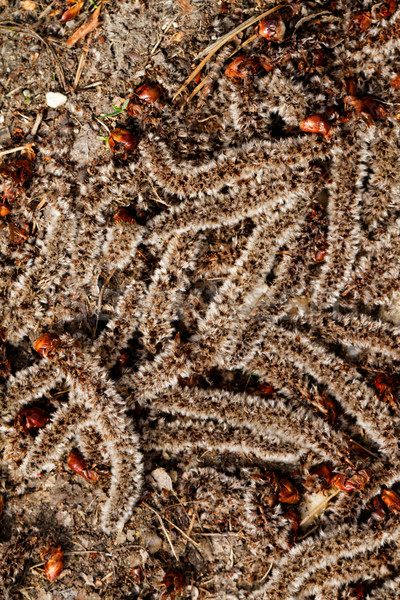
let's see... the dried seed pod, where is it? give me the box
[300,115,332,138]
[313,393,339,424]
[0,202,11,217]
[259,57,274,72]
[224,55,261,80]
[135,82,165,105]
[347,583,366,600]
[160,570,186,598]
[44,547,64,582]
[331,473,355,492]
[312,49,324,68]
[381,489,400,513]
[344,95,386,126]
[285,507,300,540]
[372,0,397,19]
[127,99,142,118]
[33,333,61,358]
[108,128,139,158]
[346,469,370,490]
[257,15,286,42]
[12,223,30,244]
[15,407,49,435]
[253,471,279,508]
[278,478,300,504]
[0,158,33,186]
[255,382,275,397]
[67,449,99,482]
[331,469,369,492]
[371,495,387,521]
[391,75,400,89]
[374,373,398,409]
[348,11,372,33]
[113,207,136,224]
[59,1,84,22]
[306,462,333,488]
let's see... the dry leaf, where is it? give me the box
[66,5,101,48]
[21,0,36,10]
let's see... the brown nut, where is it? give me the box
[381,489,400,513]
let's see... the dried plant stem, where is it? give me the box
[172,4,284,101]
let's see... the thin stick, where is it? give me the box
[350,438,380,459]
[0,146,30,158]
[82,80,103,89]
[74,45,89,89]
[297,524,318,541]
[144,504,179,560]
[187,77,208,102]
[299,490,340,528]
[293,11,339,34]
[31,111,43,137]
[93,268,116,338]
[172,4,284,102]
[162,514,200,547]
[259,561,274,583]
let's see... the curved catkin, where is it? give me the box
[2,0,400,596]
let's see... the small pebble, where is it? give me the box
[46,92,68,109]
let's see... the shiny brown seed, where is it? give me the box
[113,207,136,224]
[371,495,387,521]
[108,128,139,157]
[135,82,164,104]
[15,407,49,435]
[67,449,99,482]
[224,55,261,80]
[33,333,60,358]
[331,470,369,492]
[0,203,11,217]
[278,478,300,504]
[348,11,372,33]
[307,462,333,486]
[257,15,286,42]
[381,489,400,513]
[300,115,332,138]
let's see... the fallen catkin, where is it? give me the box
[2,0,400,597]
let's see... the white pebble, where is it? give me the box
[46,92,68,109]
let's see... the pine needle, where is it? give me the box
[144,504,179,560]
[172,4,285,102]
